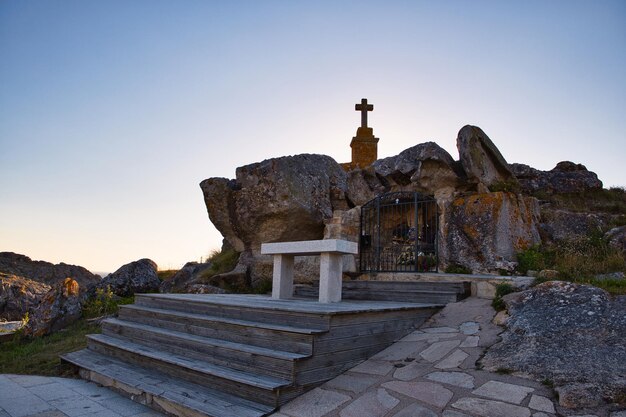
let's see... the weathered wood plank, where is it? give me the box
[62,349,274,417]
[118,305,316,354]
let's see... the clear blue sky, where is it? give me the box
[1,1,625,273]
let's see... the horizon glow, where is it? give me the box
[1,1,625,273]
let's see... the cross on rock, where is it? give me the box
[355,98,373,128]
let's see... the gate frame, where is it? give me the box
[359,191,439,273]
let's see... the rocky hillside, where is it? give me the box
[0,252,100,291]
[200,124,624,285]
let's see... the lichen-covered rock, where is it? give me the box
[23,278,83,337]
[98,259,159,297]
[372,142,462,192]
[200,154,349,284]
[510,161,603,195]
[345,167,387,207]
[200,154,348,253]
[606,226,626,254]
[481,281,626,409]
[456,125,518,191]
[0,252,99,293]
[439,192,541,273]
[0,272,50,321]
[539,208,613,243]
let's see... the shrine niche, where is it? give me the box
[359,192,438,273]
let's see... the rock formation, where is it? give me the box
[23,278,84,337]
[510,161,603,195]
[159,261,213,293]
[440,192,541,273]
[97,258,159,297]
[200,124,615,281]
[480,281,626,409]
[0,272,50,321]
[0,252,100,292]
[456,125,518,192]
[372,141,462,193]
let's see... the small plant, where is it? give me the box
[445,264,472,274]
[516,245,551,274]
[495,368,513,375]
[82,286,133,319]
[541,378,554,388]
[491,282,516,311]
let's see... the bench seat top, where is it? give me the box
[261,239,358,256]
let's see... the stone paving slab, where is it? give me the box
[272,297,624,417]
[0,374,164,417]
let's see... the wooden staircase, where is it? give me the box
[62,288,467,417]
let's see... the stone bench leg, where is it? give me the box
[319,253,342,303]
[272,254,294,299]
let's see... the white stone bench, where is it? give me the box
[261,239,358,303]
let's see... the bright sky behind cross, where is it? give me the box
[1,1,625,274]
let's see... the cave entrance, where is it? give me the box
[359,192,438,273]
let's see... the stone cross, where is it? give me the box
[355,98,373,128]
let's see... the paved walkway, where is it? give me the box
[0,374,165,417]
[1,298,622,417]
[271,297,621,417]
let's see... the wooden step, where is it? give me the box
[134,294,331,330]
[86,333,291,406]
[295,286,461,304]
[102,318,308,379]
[118,304,321,354]
[294,280,471,303]
[61,349,275,417]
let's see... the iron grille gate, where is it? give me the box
[359,192,438,273]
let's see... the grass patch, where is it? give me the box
[157,269,178,281]
[197,249,240,282]
[0,319,100,376]
[444,264,472,274]
[516,231,626,294]
[492,282,516,311]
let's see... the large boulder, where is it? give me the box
[98,259,159,297]
[539,208,613,243]
[510,161,603,195]
[159,261,212,293]
[372,142,462,192]
[606,226,626,254]
[0,272,50,321]
[0,252,100,292]
[200,154,349,284]
[481,281,626,409]
[456,125,518,191]
[23,278,84,337]
[201,154,348,253]
[345,167,388,207]
[440,192,541,273]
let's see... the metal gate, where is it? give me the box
[359,192,438,273]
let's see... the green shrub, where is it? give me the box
[516,245,551,273]
[198,249,240,282]
[444,264,472,274]
[491,282,516,311]
[82,286,134,319]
